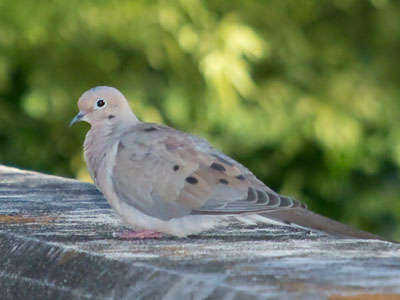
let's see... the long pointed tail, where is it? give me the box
[261,208,393,242]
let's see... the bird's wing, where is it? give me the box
[111,123,305,221]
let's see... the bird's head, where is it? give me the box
[70,86,138,127]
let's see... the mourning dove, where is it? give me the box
[71,86,387,241]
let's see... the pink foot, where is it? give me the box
[116,230,162,239]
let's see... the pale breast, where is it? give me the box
[83,127,123,213]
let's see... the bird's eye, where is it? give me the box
[96,99,106,108]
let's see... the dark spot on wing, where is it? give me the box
[235,174,245,181]
[144,127,158,132]
[219,179,229,185]
[256,190,268,204]
[173,165,179,171]
[118,142,125,152]
[210,163,226,172]
[212,154,234,166]
[283,220,292,225]
[166,143,183,150]
[265,192,280,207]
[186,176,198,184]
[279,196,292,207]
[247,188,257,201]
[108,114,116,120]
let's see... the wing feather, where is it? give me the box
[112,123,306,221]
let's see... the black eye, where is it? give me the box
[96,99,106,108]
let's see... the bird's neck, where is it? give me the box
[83,119,136,182]
[83,108,139,182]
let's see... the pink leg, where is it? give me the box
[116,230,162,239]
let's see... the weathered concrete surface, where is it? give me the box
[0,165,400,300]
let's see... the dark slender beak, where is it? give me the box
[70,112,86,127]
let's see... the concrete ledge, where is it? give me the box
[1,165,400,299]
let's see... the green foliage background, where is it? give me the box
[1,0,400,238]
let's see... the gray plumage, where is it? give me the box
[70,86,390,241]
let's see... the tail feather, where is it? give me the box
[261,208,393,242]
